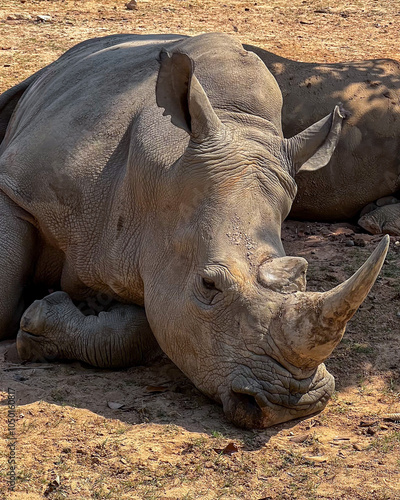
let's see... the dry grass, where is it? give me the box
[1,0,400,92]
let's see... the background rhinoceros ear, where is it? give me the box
[156,49,222,141]
[283,105,346,175]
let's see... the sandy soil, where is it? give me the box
[0,1,399,499]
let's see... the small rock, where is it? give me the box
[367,427,376,435]
[126,0,138,9]
[36,15,51,22]
[354,237,366,247]
[396,311,400,318]
[353,443,364,451]
[345,239,355,247]
[107,401,125,409]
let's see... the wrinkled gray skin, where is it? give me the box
[0,33,387,429]
[245,45,400,234]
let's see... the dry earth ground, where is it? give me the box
[0,1,400,499]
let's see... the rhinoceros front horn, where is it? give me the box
[320,234,389,325]
[274,235,389,369]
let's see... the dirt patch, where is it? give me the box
[0,1,400,499]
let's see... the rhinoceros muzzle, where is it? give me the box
[223,362,334,428]
[221,235,389,428]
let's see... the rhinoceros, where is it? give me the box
[0,33,389,428]
[244,44,400,234]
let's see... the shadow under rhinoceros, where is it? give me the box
[0,339,330,449]
[1,223,399,446]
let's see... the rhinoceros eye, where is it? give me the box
[196,276,223,306]
[202,277,218,290]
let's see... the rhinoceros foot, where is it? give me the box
[358,203,400,235]
[17,291,161,368]
[17,291,72,363]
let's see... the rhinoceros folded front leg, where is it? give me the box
[16,291,161,368]
[358,203,400,235]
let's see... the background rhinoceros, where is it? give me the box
[0,33,388,428]
[245,44,400,235]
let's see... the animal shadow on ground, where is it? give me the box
[0,222,399,449]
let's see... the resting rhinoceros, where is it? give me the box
[0,33,389,428]
[244,45,400,234]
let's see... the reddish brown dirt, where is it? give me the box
[0,1,399,499]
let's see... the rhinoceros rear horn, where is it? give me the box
[283,105,346,175]
[156,49,222,142]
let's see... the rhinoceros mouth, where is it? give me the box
[221,362,334,429]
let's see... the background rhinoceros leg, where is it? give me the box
[16,291,161,368]
[358,202,400,235]
[0,193,36,339]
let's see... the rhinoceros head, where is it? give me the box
[141,43,388,428]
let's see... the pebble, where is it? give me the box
[126,0,138,9]
[345,239,355,247]
[354,237,366,247]
[36,14,51,22]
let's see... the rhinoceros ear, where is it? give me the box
[156,49,222,141]
[283,105,346,175]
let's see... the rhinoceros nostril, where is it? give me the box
[231,389,263,413]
